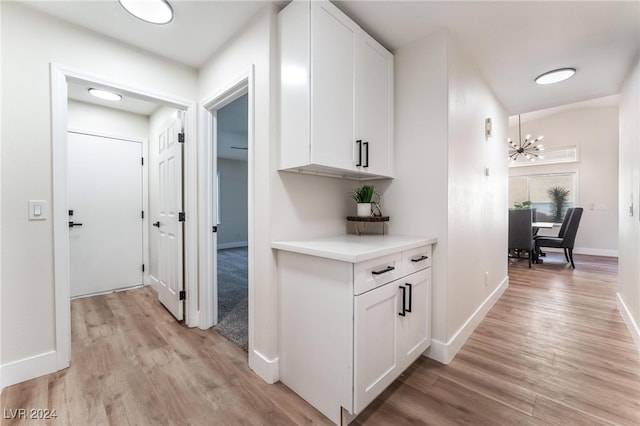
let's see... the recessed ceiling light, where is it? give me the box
[118,0,173,25]
[535,68,576,85]
[88,88,123,101]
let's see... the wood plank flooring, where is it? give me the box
[2,253,638,425]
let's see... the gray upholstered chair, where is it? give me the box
[509,208,535,268]
[534,207,583,268]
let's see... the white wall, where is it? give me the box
[384,31,508,362]
[198,3,353,380]
[509,106,620,256]
[618,57,640,349]
[67,100,150,140]
[0,2,196,381]
[217,158,248,247]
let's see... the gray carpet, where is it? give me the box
[215,247,248,351]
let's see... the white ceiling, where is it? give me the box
[68,80,159,116]
[24,0,639,115]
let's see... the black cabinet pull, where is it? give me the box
[411,255,429,263]
[399,286,406,316]
[363,142,369,168]
[406,283,412,312]
[355,140,362,167]
[68,221,83,228]
[371,265,395,275]
[153,221,160,228]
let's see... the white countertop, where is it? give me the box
[272,234,437,263]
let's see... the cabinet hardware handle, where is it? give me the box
[363,142,369,168]
[355,140,362,167]
[372,265,395,275]
[406,283,412,312]
[411,255,429,263]
[68,221,83,228]
[399,285,406,316]
[152,221,160,228]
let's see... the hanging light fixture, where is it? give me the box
[508,115,544,163]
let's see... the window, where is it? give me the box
[509,173,576,223]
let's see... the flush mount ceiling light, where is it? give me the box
[535,67,576,85]
[508,115,544,163]
[88,88,123,101]
[118,0,173,25]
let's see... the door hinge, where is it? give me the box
[141,157,144,166]
[179,290,186,300]
[142,264,145,272]
[212,226,217,233]
[178,133,185,143]
[178,212,185,222]
[141,210,144,219]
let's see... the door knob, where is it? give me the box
[153,222,160,228]
[68,221,83,228]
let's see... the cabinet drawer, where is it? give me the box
[401,245,432,274]
[354,252,402,295]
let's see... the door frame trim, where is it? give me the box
[198,66,254,343]
[51,63,198,371]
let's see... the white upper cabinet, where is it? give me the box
[279,0,394,180]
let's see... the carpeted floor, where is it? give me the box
[215,247,248,351]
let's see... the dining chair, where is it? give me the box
[534,207,584,268]
[534,207,574,255]
[508,208,534,268]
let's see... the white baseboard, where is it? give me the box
[218,241,248,250]
[149,274,159,291]
[544,247,618,257]
[425,276,509,364]
[617,292,640,352]
[249,349,279,384]
[0,350,57,390]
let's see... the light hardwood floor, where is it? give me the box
[2,253,639,425]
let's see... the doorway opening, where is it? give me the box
[199,69,254,357]
[214,94,249,350]
[51,64,198,371]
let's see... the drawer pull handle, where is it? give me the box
[372,266,395,275]
[411,255,429,263]
[399,285,406,316]
[406,283,412,313]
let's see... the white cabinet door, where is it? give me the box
[354,281,401,413]
[397,268,431,370]
[310,1,357,171]
[356,32,394,177]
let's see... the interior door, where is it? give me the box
[156,117,184,320]
[68,131,143,297]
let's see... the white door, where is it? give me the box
[310,1,357,171]
[357,32,394,177]
[397,268,431,370]
[353,281,400,413]
[155,117,184,320]
[68,131,143,297]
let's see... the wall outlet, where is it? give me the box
[484,271,489,286]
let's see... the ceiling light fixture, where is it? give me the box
[118,0,173,25]
[508,115,544,163]
[535,67,576,85]
[88,88,123,101]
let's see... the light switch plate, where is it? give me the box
[28,200,47,220]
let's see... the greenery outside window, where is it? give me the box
[509,173,576,223]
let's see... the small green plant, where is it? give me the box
[349,185,375,203]
[547,186,570,222]
[513,200,532,209]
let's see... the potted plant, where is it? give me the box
[547,186,570,222]
[513,200,532,209]
[349,185,375,216]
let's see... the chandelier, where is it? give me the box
[508,115,544,163]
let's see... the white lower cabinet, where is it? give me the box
[276,238,433,425]
[354,268,431,413]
